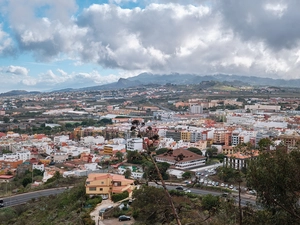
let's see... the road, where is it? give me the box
[1,187,68,207]
[159,184,257,207]
[1,184,256,210]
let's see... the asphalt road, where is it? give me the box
[1,187,68,207]
[1,184,256,209]
[163,184,257,207]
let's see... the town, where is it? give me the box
[0,83,300,224]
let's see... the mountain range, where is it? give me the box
[79,73,300,91]
[1,73,300,96]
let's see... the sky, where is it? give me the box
[0,0,300,92]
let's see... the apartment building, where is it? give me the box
[213,129,227,145]
[166,130,181,142]
[190,105,203,114]
[245,104,281,112]
[279,134,300,148]
[222,146,235,155]
[190,131,202,143]
[181,131,191,142]
[126,138,143,152]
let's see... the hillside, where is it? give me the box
[0,184,97,225]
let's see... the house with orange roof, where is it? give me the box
[85,173,135,199]
[224,150,259,170]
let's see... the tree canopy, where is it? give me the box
[247,149,300,222]
[187,147,203,155]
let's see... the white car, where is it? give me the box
[184,188,191,193]
[220,183,225,187]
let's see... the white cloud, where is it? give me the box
[2,0,300,84]
[0,24,15,55]
[6,65,29,76]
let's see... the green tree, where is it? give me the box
[3,116,10,123]
[156,148,169,155]
[182,171,192,179]
[115,151,123,162]
[247,149,300,222]
[217,167,237,182]
[22,177,32,187]
[201,194,220,211]
[132,186,173,224]
[187,147,203,155]
[124,168,132,179]
[143,162,170,181]
[257,138,274,151]
[126,150,143,164]
[205,146,218,158]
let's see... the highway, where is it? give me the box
[1,187,69,207]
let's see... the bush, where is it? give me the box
[111,191,129,202]
[86,196,102,207]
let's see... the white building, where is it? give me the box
[60,146,90,157]
[117,165,144,179]
[54,135,69,144]
[190,105,203,114]
[0,151,31,162]
[245,104,281,112]
[82,136,105,145]
[126,138,144,152]
[32,163,45,172]
[84,163,99,171]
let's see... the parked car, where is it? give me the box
[101,195,109,200]
[99,206,113,215]
[119,215,131,221]
[0,199,4,208]
[220,183,225,187]
[176,186,184,191]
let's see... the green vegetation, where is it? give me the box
[247,149,300,223]
[187,147,203,155]
[0,184,96,225]
[111,191,129,202]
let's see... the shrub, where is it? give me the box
[111,191,129,202]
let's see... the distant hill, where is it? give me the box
[78,73,300,91]
[0,90,41,97]
[3,73,300,95]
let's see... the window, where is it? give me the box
[100,188,103,191]
[101,181,104,184]
[86,182,90,185]
[89,187,96,191]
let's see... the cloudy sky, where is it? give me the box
[0,0,299,92]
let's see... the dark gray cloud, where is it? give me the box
[217,0,300,50]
